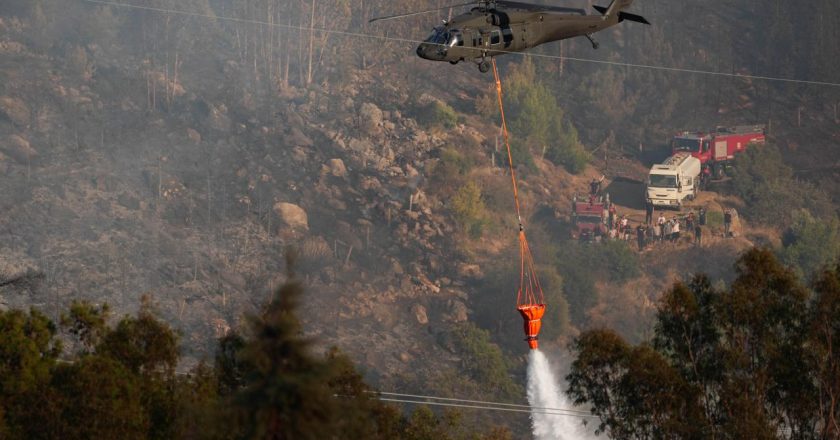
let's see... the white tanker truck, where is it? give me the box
[645,152,701,210]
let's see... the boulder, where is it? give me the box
[208,104,230,131]
[445,300,469,323]
[390,258,405,275]
[274,202,308,230]
[211,318,231,338]
[327,158,347,177]
[359,102,384,136]
[287,126,313,147]
[348,138,375,155]
[411,304,429,325]
[416,273,441,293]
[457,263,483,279]
[186,128,201,144]
[729,208,743,236]
[0,96,30,126]
[3,135,37,164]
[0,41,25,54]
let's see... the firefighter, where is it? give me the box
[700,165,712,189]
[636,223,646,251]
[619,215,629,238]
[671,217,681,242]
[589,175,605,197]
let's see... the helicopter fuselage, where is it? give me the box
[416,7,619,66]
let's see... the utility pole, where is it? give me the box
[307,0,316,86]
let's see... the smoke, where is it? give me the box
[526,349,599,440]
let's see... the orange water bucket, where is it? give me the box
[517,303,546,350]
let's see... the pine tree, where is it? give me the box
[235,276,340,439]
[568,248,834,438]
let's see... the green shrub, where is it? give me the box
[428,148,473,197]
[705,210,724,229]
[537,267,571,340]
[451,181,488,238]
[504,137,537,173]
[731,144,834,226]
[502,61,589,173]
[449,322,521,399]
[558,265,597,325]
[440,148,474,175]
[779,209,840,279]
[555,240,640,325]
[420,101,459,129]
[546,120,590,174]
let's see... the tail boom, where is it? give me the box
[593,0,649,25]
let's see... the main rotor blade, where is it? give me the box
[369,2,475,23]
[495,0,585,14]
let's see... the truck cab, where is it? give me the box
[672,133,712,163]
[646,153,701,210]
[571,198,607,241]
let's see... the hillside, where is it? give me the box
[1,0,839,435]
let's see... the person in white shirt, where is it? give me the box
[671,218,681,242]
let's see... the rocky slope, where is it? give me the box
[1,1,837,403]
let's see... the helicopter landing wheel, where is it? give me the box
[449,60,459,65]
[478,60,490,73]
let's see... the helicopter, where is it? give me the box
[370,0,649,72]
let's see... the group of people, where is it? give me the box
[584,175,735,251]
[643,208,704,250]
[606,203,707,251]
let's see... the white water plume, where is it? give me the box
[526,349,599,440]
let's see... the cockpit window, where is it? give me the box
[673,138,700,152]
[425,27,449,45]
[649,174,677,188]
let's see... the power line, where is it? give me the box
[80,0,840,88]
[373,397,600,419]
[369,391,592,415]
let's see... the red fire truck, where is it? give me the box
[671,125,765,178]
[570,196,607,241]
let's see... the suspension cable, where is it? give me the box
[492,58,523,227]
[490,59,545,308]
